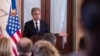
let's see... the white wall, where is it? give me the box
[0,0,11,36]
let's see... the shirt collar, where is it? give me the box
[33,20,40,24]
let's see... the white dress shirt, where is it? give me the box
[33,20,40,32]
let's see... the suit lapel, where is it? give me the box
[30,20,35,31]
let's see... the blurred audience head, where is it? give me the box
[0,37,12,56]
[33,40,60,56]
[77,37,87,56]
[42,33,56,45]
[79,37,86,51]
[81,0,100,56]
[17,37,33,56]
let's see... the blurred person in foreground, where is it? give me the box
[17,37,33,56]
[80,0,100,56]
[0,37,13,56]
[77,37,86,56]
[33,40,60,56]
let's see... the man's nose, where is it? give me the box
[36,15,39,17]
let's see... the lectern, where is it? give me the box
[30,35,70,54]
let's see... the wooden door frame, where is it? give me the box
[41,0,50,28]
[67,0,73,53]
[21,0,24,32]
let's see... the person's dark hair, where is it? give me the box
[42,33,56,44]
[31,7,41,15]
[81,0,100,56]
[81,0,100,33]
[19,54,27,56]
[79,37,85,50]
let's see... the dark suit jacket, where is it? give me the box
[23,20,50,38]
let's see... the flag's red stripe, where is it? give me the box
[11,31,21,56]
[11,35,18,56]
[17,30,22,38]
[11,35,17,44]
[13,47,17,56]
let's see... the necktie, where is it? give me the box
[35,21,38,34]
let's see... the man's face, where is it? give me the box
[32,10,41,21]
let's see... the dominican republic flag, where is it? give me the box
[6,0,22,56]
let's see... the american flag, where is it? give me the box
[6,0,22,56]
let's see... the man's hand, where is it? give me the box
[59,31,68,37]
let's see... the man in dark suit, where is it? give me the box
[23,7,49,38]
